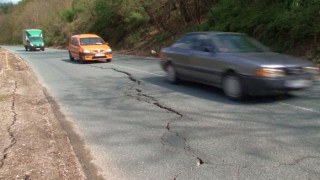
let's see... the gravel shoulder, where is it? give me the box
[0,48,86,179]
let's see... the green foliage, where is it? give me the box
[124,12,146,28]
[314,58,320,65]
[124,29,147,48]
[89,0,118,38]
[60,9,74,23]
[124,34,140,48]
[206,0,320,52]
[0,3,14,14]
[1,0,319,59]
[153,32,170,43]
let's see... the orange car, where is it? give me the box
[68,34,112,63]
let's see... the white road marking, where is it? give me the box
[111,63,164,77]
[279,102,320,113]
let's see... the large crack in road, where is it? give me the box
[90,65,206,179]
[278,156,320,167]
[0,81,17,169]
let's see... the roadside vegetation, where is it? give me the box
[0,0,319,63]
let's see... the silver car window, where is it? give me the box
[193,34,215,51]
[172,34,197,49]
[211,34,269,53]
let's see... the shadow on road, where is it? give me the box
[62,59,108,64]
[56,74,320,178]
[142,76,295,105]
[60,57,300,105]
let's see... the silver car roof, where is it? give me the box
[184,31,245,36]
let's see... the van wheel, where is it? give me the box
[166,64,178,84]
[79,53,84,64]
[41,48,45,51]
[106,59,111,63]
[69,51,74,61]
[25,46,28,51]
[223,73,244,100]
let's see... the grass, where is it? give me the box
[0,94,11,101]
[153,32,170,44]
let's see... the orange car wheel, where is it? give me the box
[79,53,84,64]
[69,51,74,61]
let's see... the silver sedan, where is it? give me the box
[159,32,318,100]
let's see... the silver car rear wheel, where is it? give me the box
[223,74,243,100]
[166,64,178,83]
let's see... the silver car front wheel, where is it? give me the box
[223,74,243,100]
[166,64,178,83]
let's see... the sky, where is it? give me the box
[0,0,22,4]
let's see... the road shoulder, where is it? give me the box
[0,48,86,179]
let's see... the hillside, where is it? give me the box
[0,0,319,63]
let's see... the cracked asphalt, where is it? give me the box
[2,46,320,179]
[0,80,17,170]
[0,49,85,179]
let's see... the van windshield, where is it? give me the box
[29,37,43,42]
[80,38,104,45]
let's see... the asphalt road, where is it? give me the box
[2,46,320,179]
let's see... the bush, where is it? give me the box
[153,32,170,43]
[206,0,320,52]
[124,30,145,48]
[124,12,146,29]
[60,9,75,23]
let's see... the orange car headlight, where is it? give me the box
[83,49,90,54]
[106,49,112,53]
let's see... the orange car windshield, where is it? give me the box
[80,38,104,45]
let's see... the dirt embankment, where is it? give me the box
[0,48,86,179]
